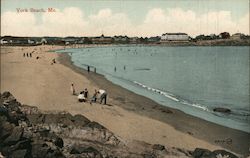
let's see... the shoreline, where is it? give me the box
[57,47,250,156]
[1,45,249,157]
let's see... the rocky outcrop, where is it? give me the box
[193,148,239,158]
[0,92,65,158]
[0,92,241,158]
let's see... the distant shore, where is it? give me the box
[1,45,249,157]
[1,38,250,47]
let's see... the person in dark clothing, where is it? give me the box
[87,66,90,73]
[83,88,88,99]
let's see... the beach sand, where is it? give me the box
[1,45,249,156]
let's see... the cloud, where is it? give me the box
[1,7,249,37]
[2,11,37,36]
[136,8,249,37]
[87,8,132,36]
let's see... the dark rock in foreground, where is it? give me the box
[193,148,239,158]
[0,92,240,158]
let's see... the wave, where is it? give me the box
[133,81,209,112]
[133,80,250,123]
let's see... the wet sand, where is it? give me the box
[1,45,249,156]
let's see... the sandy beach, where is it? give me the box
[1,45,249,156]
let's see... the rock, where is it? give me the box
[0,122,15,143]
[44,113,75,126]
[3,126,23,146]
[31,143,50,158]
[54,137,64,148]
[213,108,231,113]
[193,148,216,158]
[152,144,165,151]
[1,92,13,100]
[20,104,40,115]
[26,114,45,124]
[72,114,90,127]
[10,149,27,158]
[0,106,8,116]
[70,146,102,157]
[213,150,238,158]
[86,121,106,130]
[31,142,65,158]
[10,139,31,152]
[143,153,157,158]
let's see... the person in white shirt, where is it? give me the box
[78,91,86,102]
[98,89,107,105]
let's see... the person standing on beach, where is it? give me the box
[83,88,88,99]
[71,83,76,95]
[87,66,90,73]
[90,89,98,105]
[98,89,107,105]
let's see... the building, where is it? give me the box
[91,34,113,44]
[129,37,139,44]
[231,33,245,40]
[161,33,189,41]
[0,38,9,44]
[113,36,129,44]
[148,36,160,43]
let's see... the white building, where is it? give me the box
[0,39,8,44]
[231,33,245,40]
[161,33,189,41]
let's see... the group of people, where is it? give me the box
[71,83,107,105]
[23,52,32,57]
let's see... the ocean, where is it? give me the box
[57,46,250,133]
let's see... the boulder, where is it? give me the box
[86,121,106,130]
[0,122,15,143]
[143,153,157,158]
[213,108,231,113]
[27,114,45,124]
[192,148,216,158]
[10,149,27,158]
[31,142,65,158]
[72,114,90,126]
[152,144,165,151]
[213,150,238,158]
[54,137,64,148]
[70,145,102,157]
[3,126,23,146]
[1,92,13,100]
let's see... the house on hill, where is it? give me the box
[91,34,113,44]
[113,36,129,44]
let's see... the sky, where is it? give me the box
[1,0,249,37]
